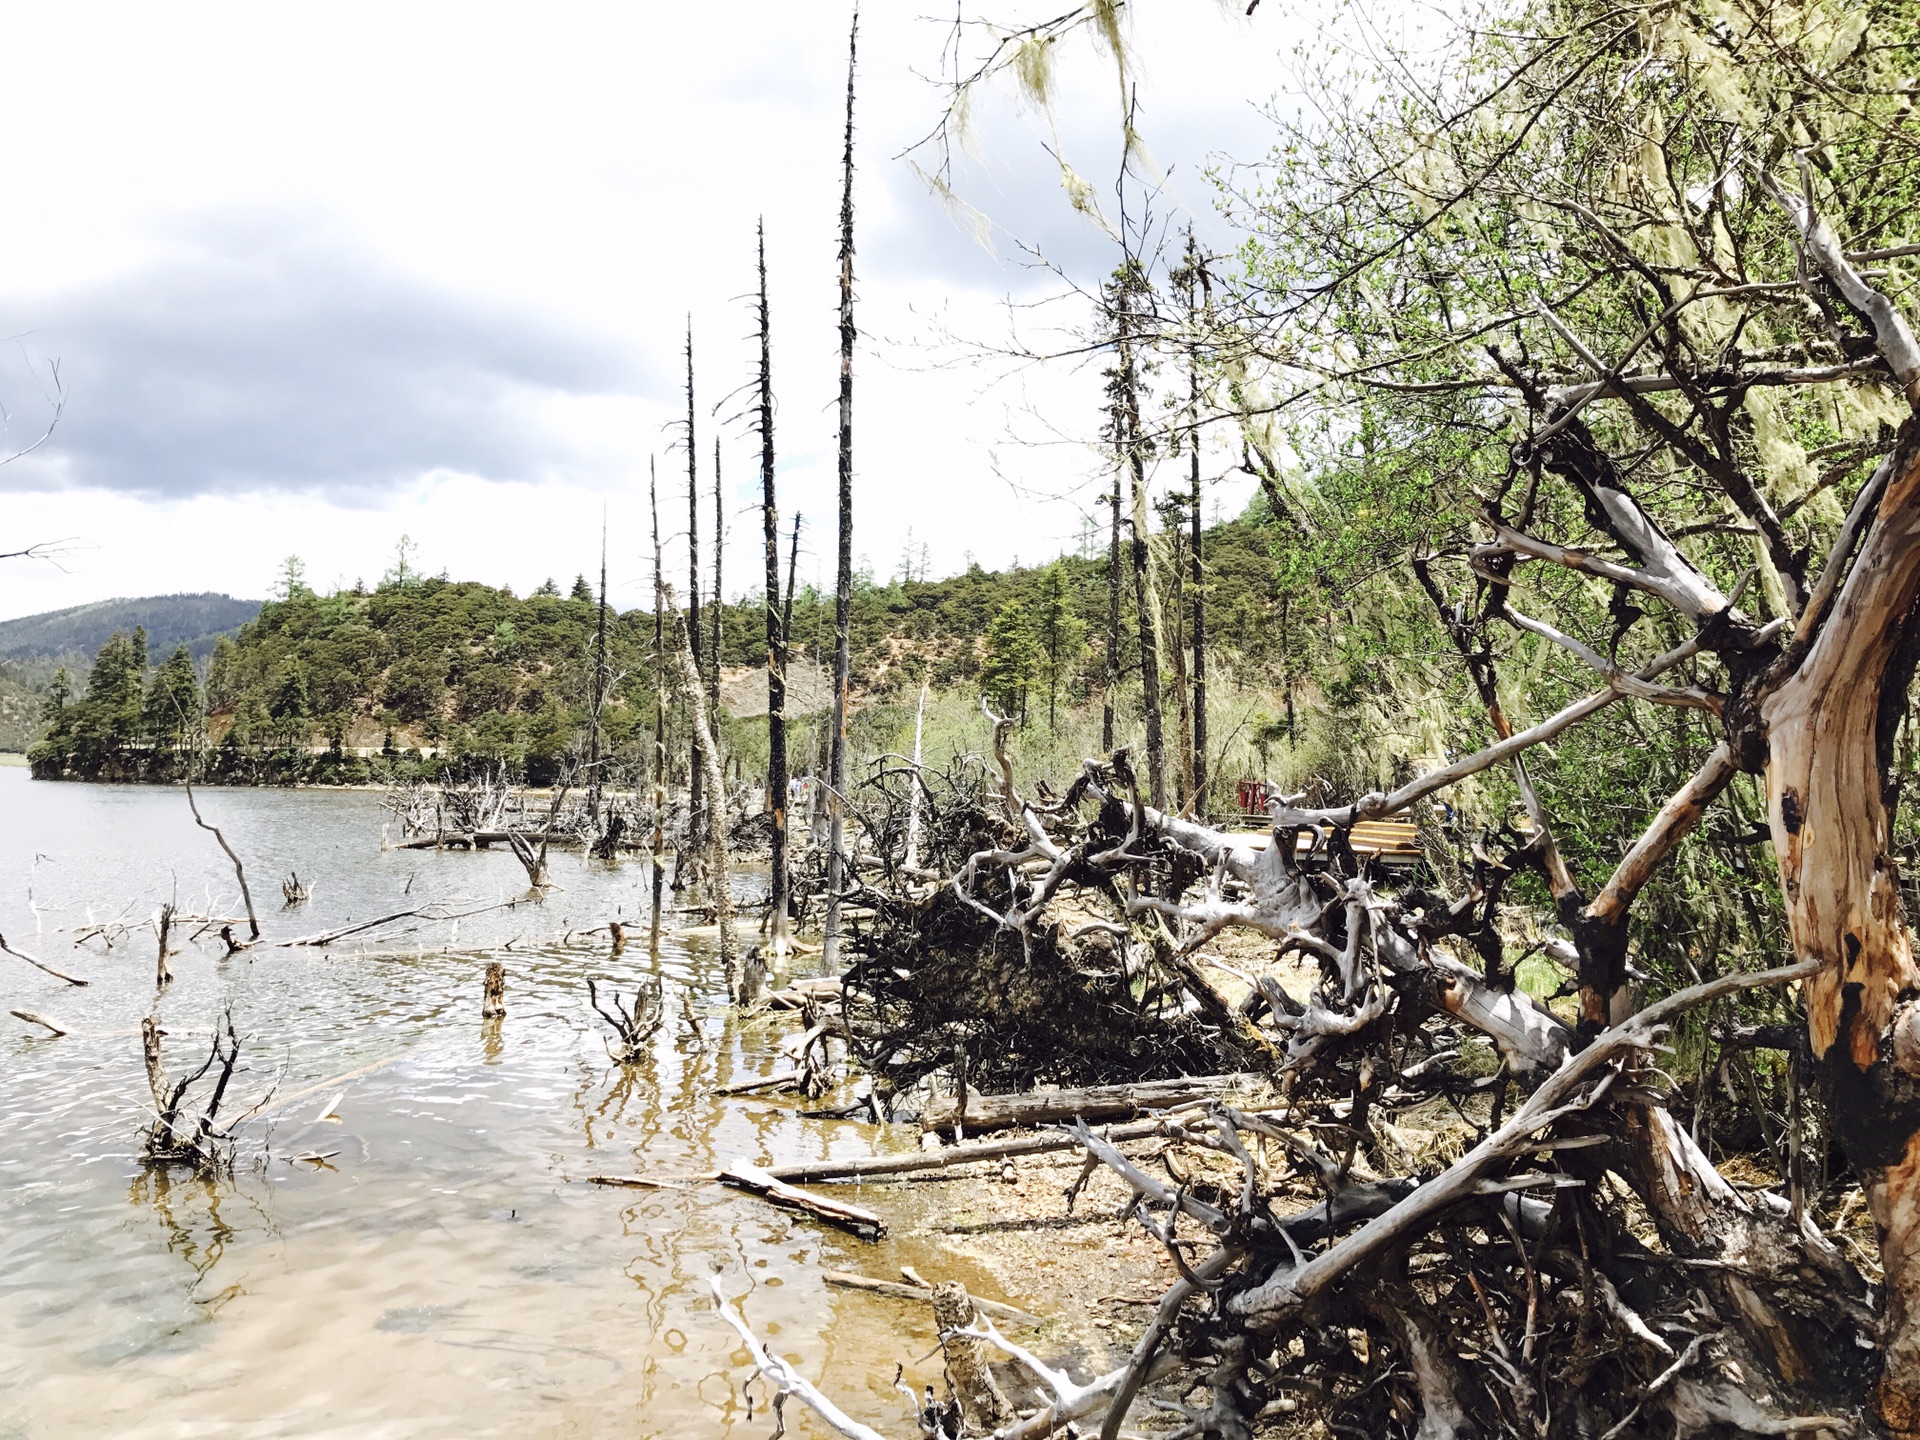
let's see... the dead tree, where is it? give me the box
[822,9,858,973]
[186,772,259,941]
[482,961,505,1019]
[588,976,662,1064]
[683,321,706,858]
[154,904,176,990]
[710,434,724,714]
[141,1010,242,1171]
[669,590,737,990]
[757,220,793,963]
[505,783,568,890]
[586,523,610,830]
[1113,254,1166,810]
[1178,229,1210,813]
[648,459,669,956]
[281,872,309,906]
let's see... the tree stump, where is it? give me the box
[931,1281,1011,1430]
[482,962,506,1019]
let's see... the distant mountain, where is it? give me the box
[0,593,261,664]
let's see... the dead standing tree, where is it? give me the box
[822,8,859,975]
[756,219,794,963]
[648,458,669,955]
[666,586,737,994]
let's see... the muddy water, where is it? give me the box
[0,770,1006,1439]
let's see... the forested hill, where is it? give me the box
[21,508,1292,780]
[0,593,259,661]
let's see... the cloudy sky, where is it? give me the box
[0,2,1301,619]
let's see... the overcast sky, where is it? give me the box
[0,1,1301,620]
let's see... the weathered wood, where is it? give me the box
[481,962,505,1019]
[920,1073,1261,1135]
[765,1115,1180,1183]
[934,1281,1014,1429]
[10,1009,69,1036]
[820,1270,1048,1327]
[0,933,87,986]
[718,1158,885,1239]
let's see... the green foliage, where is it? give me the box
[980,601,1043,721]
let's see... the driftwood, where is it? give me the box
[10,1009,69,1036]
[820,1270,1049,1327]
[717,1158,885,1239]
[920,1073,1261,1135]
[184,775,259,941]
[0,932,87,986]
[482,962,505,1019]
[766,1114,1211,1184]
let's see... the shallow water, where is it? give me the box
[0,770,1009,1438]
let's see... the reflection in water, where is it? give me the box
[0,771,987,1439]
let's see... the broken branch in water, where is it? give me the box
[707,1277,891,1440]
[10,1008,70,1036]
[717,1158,886,1239]
[0,932,87,986]
[184,775,259,942]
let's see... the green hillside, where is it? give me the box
[22,509,1293,783]
[0,592,259,662]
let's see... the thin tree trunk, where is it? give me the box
[684,322,705,859]
[649,460,667,957]
[711,436,724,713]
[1169,520,1192,807]
[903,680,927,871]
[670,596,736,996]
[588,521,608,830]
[823,10,857,974]
[1104,450,1121,754]
[1118,273,1166,808]
[757,221,792,962]
[1187,234,1209,814]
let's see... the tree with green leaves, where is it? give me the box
[1033,562,1085,731]
[980,601,1042,723]
[143,645,200,752]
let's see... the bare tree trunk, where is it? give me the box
[649,460,668,958]
[1104,453,1121,755]
[711,435,724,714]
[671,596,736,995]
[823,11,857,974]
[1186,234,1210,814]
[757,221,792,963]
[903,680,927,871]
[1117,272,1166,809]
[684,322,705,859]
[1759,431,1920,1434]
[587,522,608,830]
[1169,520,1192,807]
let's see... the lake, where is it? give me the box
[0,769,1016,1439]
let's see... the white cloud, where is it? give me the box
[0,1,1295,620]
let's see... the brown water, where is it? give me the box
[0,769,1006,1439]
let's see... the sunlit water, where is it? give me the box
[0,769,1009,1439]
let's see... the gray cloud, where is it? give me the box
[0,213,644,501]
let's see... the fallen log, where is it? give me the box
[821,1270,1049,1327]
[718,1158,886,1240]
[920,1073,1263,1135]
[10,1009,70,1036]
[764,1115,1182,1183]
